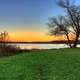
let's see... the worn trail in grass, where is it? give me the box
[0,48,80,80]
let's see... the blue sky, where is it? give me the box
[0,0,79,41]
[0,0,65,32]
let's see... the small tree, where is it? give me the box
[48,0,80,48]
[0,31,9,46]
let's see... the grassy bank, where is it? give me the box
[0,48,80,80]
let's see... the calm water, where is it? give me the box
[14,43,69,49]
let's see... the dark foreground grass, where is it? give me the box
[0,48,80,80]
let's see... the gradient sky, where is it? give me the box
[0,0,79,42]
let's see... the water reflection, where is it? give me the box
[17,44,69,49]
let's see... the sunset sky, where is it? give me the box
[0,0,79,42]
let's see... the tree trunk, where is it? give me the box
[66,33,72,48]
[73,33,79,48]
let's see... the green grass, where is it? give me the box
[0,48,80,80]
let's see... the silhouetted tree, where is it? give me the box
[0,31,9,46]
[48,16,72,48]
[48,0,80,48]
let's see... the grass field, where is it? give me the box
[0,48,80,80]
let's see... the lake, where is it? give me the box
[13,43,69,49]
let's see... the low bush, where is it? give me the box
[0,43,30,57]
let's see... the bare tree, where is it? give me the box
[48,0,80,48]
[0,31,9,46]
[48,16,72,48]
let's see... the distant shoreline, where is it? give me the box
[0,40,80,44]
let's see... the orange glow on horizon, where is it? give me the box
[9,31,68,42]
